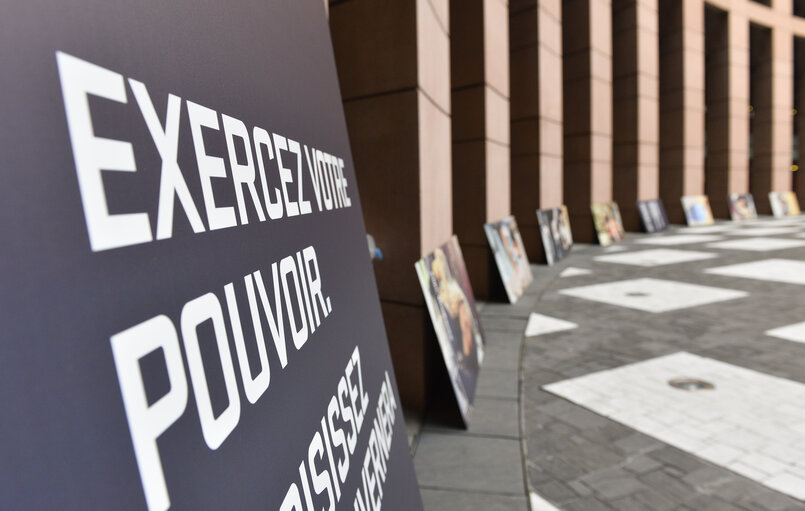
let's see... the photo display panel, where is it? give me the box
[636,199,669,233]
[591,202,626,246]
[415,236,485,426]
[484,216,534,302]
[681,195,715,226]
[536,206,574,266]
[769,191,802,217]
[728,193,758,221]
[0,1,423,510]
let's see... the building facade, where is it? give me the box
[327,0,805,410]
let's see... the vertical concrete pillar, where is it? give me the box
[795,37,805,204]
[510,0,563,257]
[612,0,660,231]
[772,26,795,195]
[658,0,705,223]
[705,7,750,218]
[451,0,510,299]
[329,0,451,411]
[751,22,794,213]
[562,0,613,242]
[796,0,805,17]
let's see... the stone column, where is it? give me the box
[659,0,705,223]
[510,0,563,257]
[612,0,660,231]
[562,0,613,242]
[751,21,794,213]
[329,0,451,411]
[705,6,750,218]
[451,0,511,299]
[795,37,805,204]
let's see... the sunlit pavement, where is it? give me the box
[414,216,805,511]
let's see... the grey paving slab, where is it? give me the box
[419,489,528,511]
[481,294,541,319]
[532,479,579,504]
[424,396,520,439]
[481,315,530,333]
[475,367,519,399]
[485,329,526,346]
[483,342,523,371]
[414,433,525,494]
[562,496,615,511]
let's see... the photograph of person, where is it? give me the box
[770,191,802,217]
[537,210,558,265]
[591,202,625,246]
[728,193,757,221]
[415,237,485,424]
[485,217,533,303]
[537,206,573,265]
[648,200,669,231]
[558,206,574,249]
[681,195,715,226]
[637,201,656,232]
[637,199,669,233]
[783,192,802,215]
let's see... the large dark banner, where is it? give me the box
[0,1,423,510]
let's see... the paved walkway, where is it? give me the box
[412,216,805,510]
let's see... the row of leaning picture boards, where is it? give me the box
[412,190,803,427]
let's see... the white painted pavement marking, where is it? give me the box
[560,267,592,278]
[766,322,805,344]
[635,234,725,246]
[676,225,737,234]
[594,248,717,267]
[705,237,805,252]
[529,491,561,511]
[745,217,805,227]
[525,313,578,337]
[728,227,800,236]
[544,352,805,501]
[558,278,747,313]
[705,259,805,285]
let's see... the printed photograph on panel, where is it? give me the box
[415,236,485,425]
[681,195,715,226]
[484,216,534,303]
[728,193,758,221]
[591,202,625,246]
[770,191,802,217]
[536,206,574,265]
[637,199,670,233]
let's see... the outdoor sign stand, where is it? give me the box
[591,202,626,246]
[636,199,670,233]
[0,1,423,509]
[415,236,486,428]
[535,206,574,265]
[484,216,534,302]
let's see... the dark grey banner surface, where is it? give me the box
[0,1,422,509]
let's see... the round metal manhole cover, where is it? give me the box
[626,292,649,297]
[668,378,715,391]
